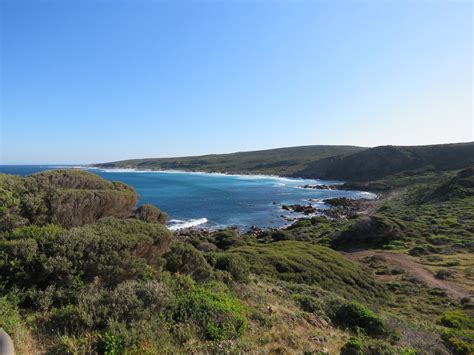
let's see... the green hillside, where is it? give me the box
[94,145,366,176]
[95,142,474,181]
[298,142,474,181]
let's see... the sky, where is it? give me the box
[1,0,472,164]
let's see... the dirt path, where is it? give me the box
[344,250,471,300]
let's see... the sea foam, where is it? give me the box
[167,218,208,231]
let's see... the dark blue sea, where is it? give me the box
[0,165,374,230]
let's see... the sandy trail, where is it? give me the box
[344,250,471,300]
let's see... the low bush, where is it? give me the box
[333,301,388,338]
[0,296,21,335]
[171,284,248,341]
[292,294,324,314]
[435,269,455,280]
[438,310,474,330]
[213,253,250,282]
[49,304,94,335]
[340,336,416,355]
[271,230,291,241]
[340,336,363,355]
[164,243,213,281]
[133,204,168,224]
[439,328,474,355]
[332,215,406,249]
[212,230,246,250]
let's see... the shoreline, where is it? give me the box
[87,165,343,184]
[2,165,378,233]
[88,166,380,233]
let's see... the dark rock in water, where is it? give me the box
[299,184,338,190]
[282,204,316,215]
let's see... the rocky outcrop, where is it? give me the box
[299,184,339,190]
[318,197,372,219]
[282,204,316,215]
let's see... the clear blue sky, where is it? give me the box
[1,0,472,164]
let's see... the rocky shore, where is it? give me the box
[280,196,375,221]
[172,195,378,239]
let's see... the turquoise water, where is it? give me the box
[0,165,374,230]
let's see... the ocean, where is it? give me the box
[0,165,374,230]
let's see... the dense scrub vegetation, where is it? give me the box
[0,170,139,230]
[1,167,473,353]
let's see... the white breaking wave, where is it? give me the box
[87,167,334,185]
[167,218,208,231]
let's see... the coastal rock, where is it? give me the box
[299,184,338,190]
[323,197,360,207]
[318,197,372,219]
[299,181,390,193]
[282,204,316,215]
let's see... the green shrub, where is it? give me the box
[0,219,172,294]
[341,335,414,355]
[171,285,247,341]
[438,310,474,330]
[133,204,168,224]
[212,230,246,250]
[292,294,324,314]
[334,301,388,338]
[49,305,94,335]
[102,318,173,353]
[97,331,124,355]
[271,230,291,241]
[439,328,474,355]
[0,296,21,335]
[52,334,97,355]
[164,243,213,281]
[213,253,250,282]
[340,336,363,355]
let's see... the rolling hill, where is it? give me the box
[95,142,474,181]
